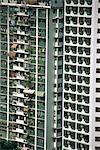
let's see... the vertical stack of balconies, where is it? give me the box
[0,5,8,140]
[0,2,50,149]
[8,6,33,149]
[63,0,92,149]
[52,6,63,150]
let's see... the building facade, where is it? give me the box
[0,0,100,150]
[0,1,50,150]
[62,0,100,150]
[0,0,63,150]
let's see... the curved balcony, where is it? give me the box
[15,137,26,143]
[12,101,24,107]
[16,119,24,124]
[16,75,25,80]
[13,128,24,134]
[16,84,24,89]
[16,49,27,54]
[15,57,25,63]
[23,88,35,94]
[13,92,24,98]
[16,12,29,17]
[13,65,25,72]
[17,39,29,45]
[16,110,24,116]
[17,30,29,36]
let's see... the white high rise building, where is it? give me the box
[62,0,100,150]
[1,0,100,150]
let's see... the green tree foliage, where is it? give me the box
[0,140,21,150]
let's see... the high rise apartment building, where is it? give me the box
[63,0,100,150]
[0,0,63,150]
[0,0,100,150]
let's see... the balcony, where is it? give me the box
[16,12,28,17]
[54,132,57,138]
[13,92,24,98]
[23,88,35,94]
[16,49,26,54]
[13,128,24,134]
[54,123,57,129]
[15,137,25,143]
[16,110,24,116]
[16,75,25,80]
[17,30,27,35]
[55,32,59,38]
[55,42,63,47]
[16,119,24,125]
[15,102,24,107]
[16,84,24,89]
[17,39,28,45]
[17,19,29,27]
[13,65,25,72]
[15,57,25,63]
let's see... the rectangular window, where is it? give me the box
[98,18,100,23]
[96,88,100,92]
[53,9,57,14]
[95,137,100,141]
[97,59,100,63]
[58,74,62,78]
[95,117,100,122]
[95,127,100,131]
[96,69,100,73]
[96,107,100,112]
[97,39,100,43]
[96,78,100,83]
[97,29,100,33]
[96,98,100,102]
[97,49,100,53]
[95,147,100,150]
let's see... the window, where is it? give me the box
[59,9,63,15]
[95,147,100,150]
[95,137,100,141]
[97,39,100,43]
[97,49,100,53]
[96,88,100,92]
[96,98,100,102]
[59,19,63,23]
[53,9,57,14]
[95,117,100,122]
[55,0,57,3]
[58,74,62,78]
[97,29,100,33]
[59,38,63,42]
[96,69,100,73]
[96,107,100,112]
[37,137,44,147]
[96,78,100,83]
[37,129,44,137]
[97,59,100,63]
[98,8,100,13]
[20,116,24,120]
[54,84,56,87]
[58,83,62,88]
[95,127,100,131]
[98,18,100,23]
